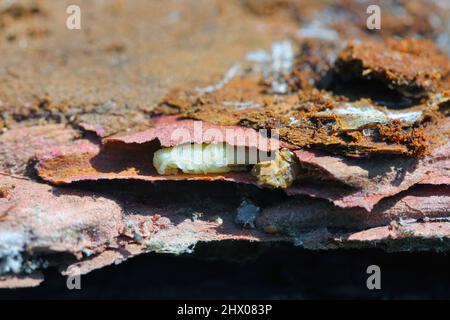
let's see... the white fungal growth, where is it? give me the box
[235,200,260,229]
[222,100,262,110]
[246,40,294,94]
[270,41,294,94]
[319,103,423,130]
[385,110,424,123]
[271,40,294,75]
[296,22,340,41]
[245,49,271,63]
[0,231,26,274]
[196,64,241,95]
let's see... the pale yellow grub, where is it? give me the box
[153,144,300,189]
[153,143,238,175]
